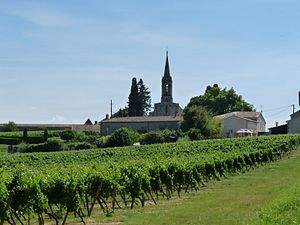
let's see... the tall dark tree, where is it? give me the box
[22,128,28,143]
[43,129,48,142]
[187,84,254,116]
[128,78,139,116]
[128,77,151,116]
[137,79,151,116]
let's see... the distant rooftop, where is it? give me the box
[215,111,263,122]
[101,116,182,123]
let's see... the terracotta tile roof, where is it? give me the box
[214,111,262,122]
[100,116,182,123]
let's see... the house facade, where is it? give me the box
[100,116,181,136]
[287,110,300,134]
[215,111,266,137]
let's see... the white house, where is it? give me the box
[287,110,300,134]
[215,111,266,137]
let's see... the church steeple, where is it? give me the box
[161,51,173,103]
[164,51,171,77]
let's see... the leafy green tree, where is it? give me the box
[187,84,254,116]
[22,128,28,143]
[137,79,151,116]
[112,107,129,118]
[180,105,223,138]
[2,121,18,132]
[128,77,151,116]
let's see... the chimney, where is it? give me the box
[105,114,109,120]
[275,122,278,127]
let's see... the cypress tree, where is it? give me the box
[22,128,28,143]
[128,78,139,116]
[43,129,48,142]
[128,77,152,117]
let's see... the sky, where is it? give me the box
[0,0,300,128]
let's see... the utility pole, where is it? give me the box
[110,100,113,118]
[289,104,295,114]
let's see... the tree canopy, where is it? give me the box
[186,84,254,116]
[180,105,223,139]
[128,77,151,117]
[2,121,18,132]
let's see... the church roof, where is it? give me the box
[101,116,181,123]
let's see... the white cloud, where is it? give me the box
[51,114,66,123]
[12,9,72,28]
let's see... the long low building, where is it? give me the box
[0,119,100,132]
[100,116,181,135]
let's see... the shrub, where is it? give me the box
[161,129,178,142]
[0,137,21,145]
[66,142,94,150]
[141,132,164,145]
[17,138,65,153]
[59,130,76,141]
[106,128,141,147]
[187,128,203,141]
[96,136,111,148]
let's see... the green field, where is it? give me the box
[1,135,300,225]
[112,151,300,225]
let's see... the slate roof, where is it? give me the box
[100,116,182,123]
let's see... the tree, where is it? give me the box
[112,107,129,118]
[22,128,28,143]
[3,121,18,132]
[180,105,223,138]
[128,78,139,116]
[128,77,151,117]
[43,129,48,142]
[187,84,254,116]
[137,79,151,116]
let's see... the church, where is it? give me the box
[100,52,182,135]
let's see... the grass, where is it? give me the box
[71,150,300,225]
[251,179,300,225]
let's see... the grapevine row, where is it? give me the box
[0,135,299,224]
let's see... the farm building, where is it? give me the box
[100,116,181,135]
[287,110,300,134]
[215,111,266,137]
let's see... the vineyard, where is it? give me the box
[0,135,300,225]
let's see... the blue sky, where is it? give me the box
[0,0,299,128]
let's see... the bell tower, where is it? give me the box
[151,51,182,117]
[161,51,173,103]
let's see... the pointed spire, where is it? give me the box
[164,51,170,77]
